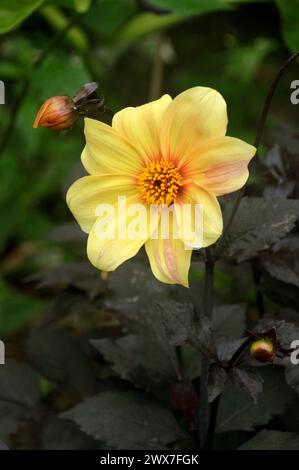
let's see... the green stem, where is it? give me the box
[149,33,165,101]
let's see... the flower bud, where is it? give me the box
[33,96,77,131]
[250,339,276,363]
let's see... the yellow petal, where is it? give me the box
[66,175,138,233]
[112,94,172,161]
[87,204,157,272]
[82,118,143,176]
[145,210,192,287]
[175,183,223,248]
[185,136,256,196]
[160,87,227,162]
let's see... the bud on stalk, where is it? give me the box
[250,338,276,363]
[33,96,77,131]
[33,82,106,132]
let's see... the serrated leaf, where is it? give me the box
[238,430,299,450]
[261,273,299,310]
[0,361,40,439]
[62,391,184,449]
[91,334,177,389]
[26,328,96,396]
[285,365,299,396]
[262,255,299,288]
[216,367,294,433]
[0,359,40,407]
[0,0,44,34]
[156,301,195,346]
[207,363,227,403]
[42,417,101,450]
[220,197,299,262]
[230,367,263,403]
[27,262,105,300]
[106,260,172,314]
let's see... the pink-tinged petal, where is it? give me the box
[112,94,172,161]
[160,87,227,162]
[145,210,192,287]
[174,183,223,248]
[184,136,256,195]
[82,118,143,176]
[66,175,139,233]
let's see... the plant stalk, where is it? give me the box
[198,248,214,450]
[215,50,299,259]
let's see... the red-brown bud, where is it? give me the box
[33,96,77,131]
[250,339,276,363]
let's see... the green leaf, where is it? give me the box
[148,0,231,15]
[62,391,185,449]
[276,0,299,52]
[238,430,299,450]
[0,278,43,336]
[73,0,92,13]
[0,0,44,34]
[220,197,299,262]
[83,0,138,34]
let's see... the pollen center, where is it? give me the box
[137,159,183,205]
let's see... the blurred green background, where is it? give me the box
[0,0,298,344]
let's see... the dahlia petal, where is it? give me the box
[66,175,138,233]
[82,118,143,176]
[112,94,172,160]
[145,210,192,287]
[174,184,223,248]
[185,136,256,196]
[87,205,157,272]
[160,87,227,162]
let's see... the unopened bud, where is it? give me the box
[250,339,276,363]
[33,96,77,131]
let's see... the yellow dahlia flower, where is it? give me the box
[67,87,256,287]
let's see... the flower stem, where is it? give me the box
[198,248,214,449]
[215,50,299,259]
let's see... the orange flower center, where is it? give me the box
[137,159,183,205]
